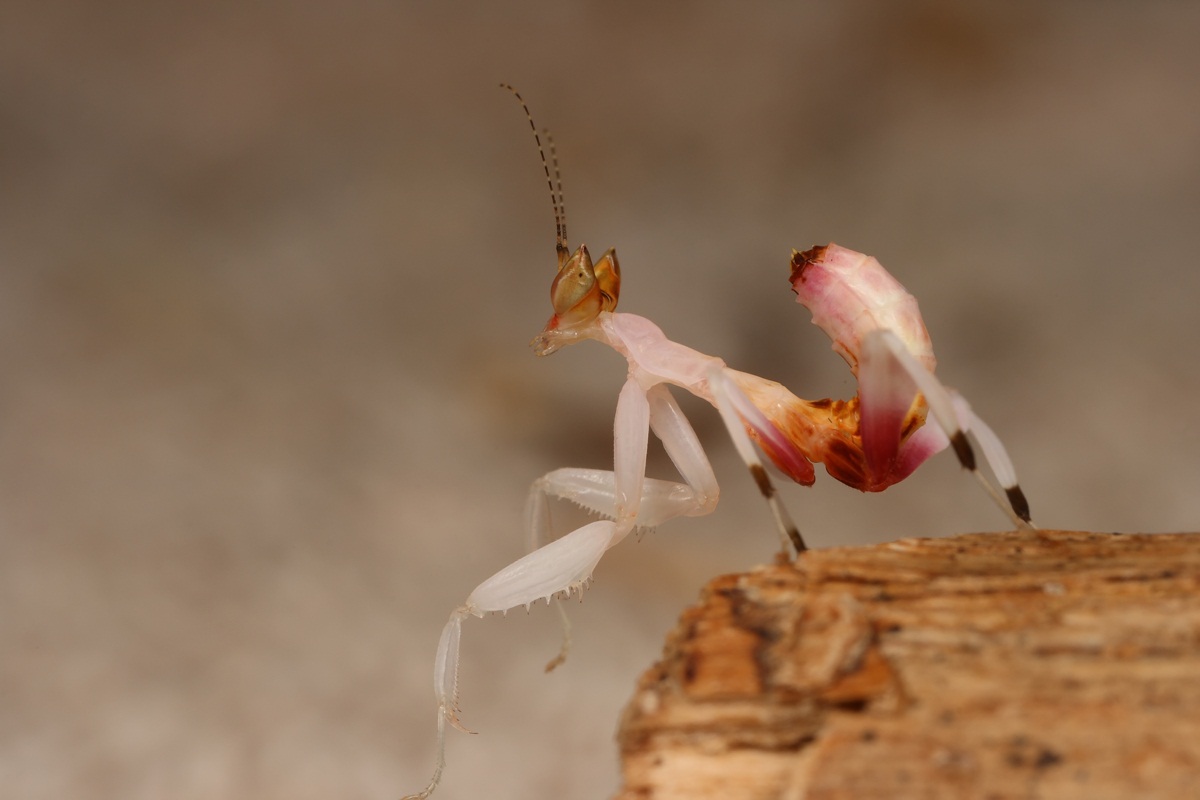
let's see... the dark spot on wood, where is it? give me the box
[861,728,878,742]
[726,588,780,645]
[831,697,869,713]
[1005,736,1061,771]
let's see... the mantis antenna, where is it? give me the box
[500,83,569,269]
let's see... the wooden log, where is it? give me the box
[614,531,1200,800]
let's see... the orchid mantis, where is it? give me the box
[400,87,1034,799]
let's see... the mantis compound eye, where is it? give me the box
[550,245,604,325]
[592,248,620,312]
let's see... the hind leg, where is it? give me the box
[860,329,1034,528]
[708,368,808,554]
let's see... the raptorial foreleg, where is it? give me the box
[404,518,619,800]
[407,378,656,798]
[525,382,721,669]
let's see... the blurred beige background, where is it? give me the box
[2,2,1198,799]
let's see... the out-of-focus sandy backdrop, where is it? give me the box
[2,3,1198,799]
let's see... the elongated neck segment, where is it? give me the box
[531,314,606,355]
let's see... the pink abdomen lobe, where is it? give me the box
[790,245,936,376]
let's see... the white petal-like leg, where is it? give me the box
[709,367,807,553]
[523,476,577,672]
[526,469,711,541]
[407,520,618,800]
[646,383,719,518]
[948,392,1033,525]
[861,329,1034,528]
[439,516,625,722]
[465,520,618,614]
[527,378,649,671]
[527,383,722,670]
[613,377,649,527]
[411,377,658,798]
[525,384,723,546]
[400,706,447,800]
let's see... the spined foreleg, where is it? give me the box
[525,383,719,544]
[524,382,720,669]
[406,379,721,798]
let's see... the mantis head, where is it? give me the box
[532,244,620,356]
[499,85,620,356]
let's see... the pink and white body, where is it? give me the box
[403,241,1034,800]
[401,86,1033,800]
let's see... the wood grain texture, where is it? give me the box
[614,531,1200,800]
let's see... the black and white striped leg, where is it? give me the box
[864,330,1035,530]
[708,368,808,554]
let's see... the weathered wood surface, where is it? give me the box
[614,531,1200,800]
